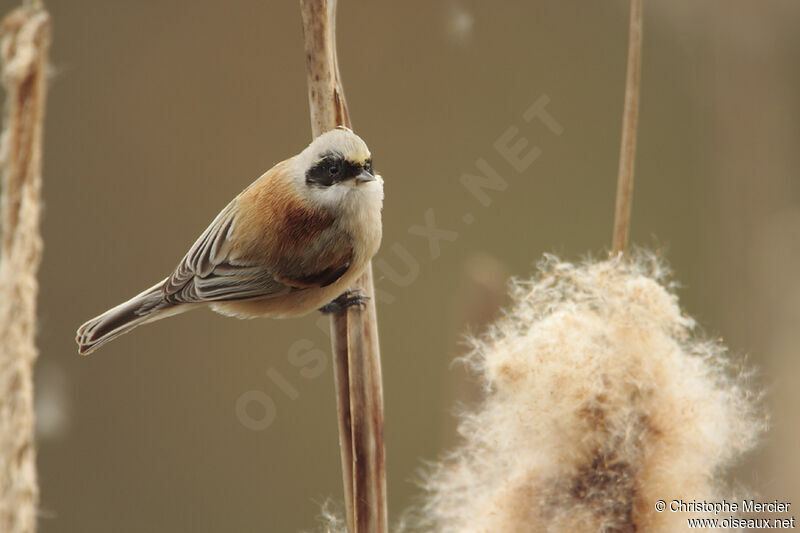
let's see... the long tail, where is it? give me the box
[76,280,187,355]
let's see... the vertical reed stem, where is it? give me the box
[299,2,387,532]
[612,0,643,255]
[0,3,50,532]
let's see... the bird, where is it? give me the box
[76,127,383,355]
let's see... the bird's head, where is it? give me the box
[296,127,382,210]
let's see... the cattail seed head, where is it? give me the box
[415,254,764,533]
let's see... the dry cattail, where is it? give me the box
[306,253,763,532]
[0,5,50,532]
[412,253,764,533]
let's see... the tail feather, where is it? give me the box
[76,280,184,355]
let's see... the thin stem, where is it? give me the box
[299,2,387,532]
[612,0,643,255]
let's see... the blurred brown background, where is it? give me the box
[1,0,796,531]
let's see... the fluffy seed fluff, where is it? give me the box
[414,253,764,533]
[308,253,764,533]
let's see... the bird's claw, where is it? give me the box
[319,289,369,314]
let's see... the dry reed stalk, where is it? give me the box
[299,1,388,532]
[611,0,642,255]
[0,3,50,532]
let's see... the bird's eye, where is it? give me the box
[328,165,340,176]
[364,161,372,172]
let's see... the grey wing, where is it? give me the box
[162,203,291,304]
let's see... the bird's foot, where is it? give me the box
[319,289,369,314]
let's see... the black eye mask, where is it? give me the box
[306,153,365,187]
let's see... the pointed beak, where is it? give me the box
[355,169,376,185]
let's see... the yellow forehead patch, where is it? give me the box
[349,149,370,165]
